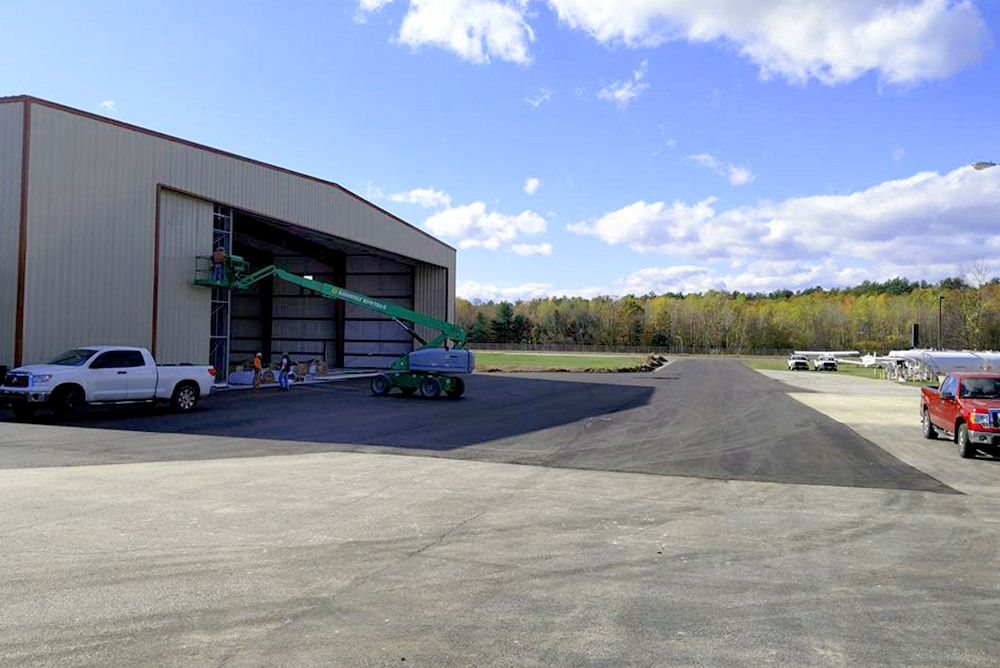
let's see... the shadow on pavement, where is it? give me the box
[0,374,655,466]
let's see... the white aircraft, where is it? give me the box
[848,349,1000,382]
[791,350,860,372]
[792,350,861,358]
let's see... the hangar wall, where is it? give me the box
[413,263,451,344]
[6,97,455,365]
[0,103,22,366]
[155,190,213,365]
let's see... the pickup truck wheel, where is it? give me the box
[12,404,36,420]
[171,384,199,412]
[921,409,938,440]
[957,424,976,459]
[51,386,83,418]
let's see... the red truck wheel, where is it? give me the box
[957,424,977,459]
[921,409,938,440]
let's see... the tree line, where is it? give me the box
[456,276,1000,353]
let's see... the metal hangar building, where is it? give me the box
[0,96,455,376]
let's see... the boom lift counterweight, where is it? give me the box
[194,256,473,398]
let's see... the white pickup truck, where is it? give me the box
[1,346,216,419]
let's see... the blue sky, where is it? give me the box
[4,1,1000,299]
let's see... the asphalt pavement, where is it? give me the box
[2,360,996,667]
[0,359,952,492]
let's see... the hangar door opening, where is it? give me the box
[222,207,417,370]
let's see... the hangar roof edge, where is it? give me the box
[0,95,456,253]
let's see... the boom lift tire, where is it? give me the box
[371,375,392,396]
[419,377,441,399]
[445,377,465,399]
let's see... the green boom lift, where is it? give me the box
[194,255,473,398]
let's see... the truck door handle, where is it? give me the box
[117,371,127,375]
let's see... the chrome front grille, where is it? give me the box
[3,373,29,388]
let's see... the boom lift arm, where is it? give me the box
[233,264,467,351]
[195,257,473,398]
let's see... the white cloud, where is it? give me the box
[523,176,541,195]
[360,1,989,85]
[356,0,395,20]
[425,201,547,250]
[359,0,535,64]
[598,60,649,108]
[726,165,755,186]
[688,153,755,186]
[458,280,554,301]
[525,87,552,107]
[567,197,719,253]
[547,0,990,85]
[618,260,877,295]
[569,164,1000,287]
[619,266,723,294]
[459,280,607,301]
[99,100,117,112]
[511,242,553,255]
[389,187,453,208]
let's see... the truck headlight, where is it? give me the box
[31,374,52,385]
[970,411,991,427]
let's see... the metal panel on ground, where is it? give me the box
[155,190,212,364]
[0,103,22,366]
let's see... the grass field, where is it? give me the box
[473,351,652,372]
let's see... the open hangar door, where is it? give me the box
[225,209,416,370]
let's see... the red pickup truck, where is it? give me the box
[920,372,1000,459]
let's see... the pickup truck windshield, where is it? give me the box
[959,378,1000,399]
[47,349,98,366]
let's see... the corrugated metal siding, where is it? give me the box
[20,102,456,363]
[0,103,22,365]
[156,191,212,364]
[271,256,336,363]
[413,263,450,343]
[344,255,413,368]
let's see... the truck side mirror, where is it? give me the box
[940,391,954,401]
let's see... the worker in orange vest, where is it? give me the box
[253,352,263,390]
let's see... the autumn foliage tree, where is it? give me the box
[456,277,1000,353]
